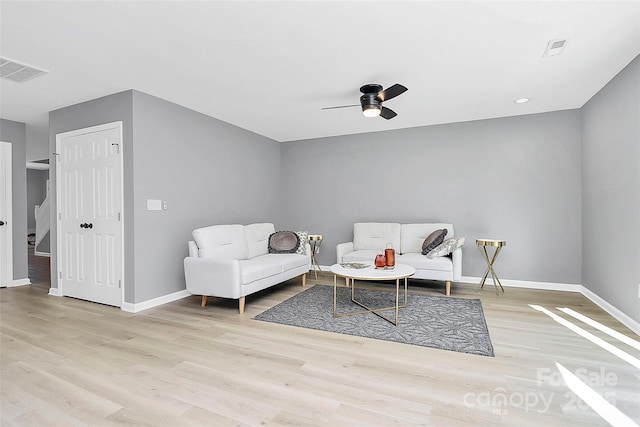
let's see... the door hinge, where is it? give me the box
[111,143,120,154]
[58,212,62,220]
[59,272,62,279]
[117,213,121,221]
[118,279,122,289]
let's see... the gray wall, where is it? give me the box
[0,118,28,281]
[48,90,282,304]
[280,110,583,285]
[49,91,135,298]
[130,91,282,303]
[582,55,640,323]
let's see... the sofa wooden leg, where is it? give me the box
[445,281,451,296]
[201,295,208,307]
[239,296,246,314]
[302,273,306,287]
[345,277,349,287]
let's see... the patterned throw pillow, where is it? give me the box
[295,231,308,255]
[268,231,300,254]
[427,237,466,258]
[421,229,448,255]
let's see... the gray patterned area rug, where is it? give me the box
[253,284,494,357]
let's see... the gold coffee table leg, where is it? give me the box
[333,275,408,326]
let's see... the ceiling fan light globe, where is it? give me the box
[362,105,381,117]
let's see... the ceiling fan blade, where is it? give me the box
[321,104,360,110]
[377,84,408,102]
[380,107,397,120]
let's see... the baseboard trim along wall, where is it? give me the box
[48,287,62,296]
[8,278,31,287]
[121,290,191,313]
[580,286,640,336]
[460,275,583,292]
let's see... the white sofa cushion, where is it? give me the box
[353,223,401,251]
[396,253,453,272]
[245,223,275,259]
[239,257,283,284]
[242,253,308,284]
[193,224,248,260]
[400,223,454,254]
[271,253,309,273]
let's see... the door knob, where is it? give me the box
[88,223,93,228]
[80,223,87,228]
[0,221,5,226]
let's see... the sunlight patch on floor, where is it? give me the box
[555,362,639,427]
[529,305,640,370]
[556,307,640,351]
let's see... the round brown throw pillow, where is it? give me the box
[268,231,300,254]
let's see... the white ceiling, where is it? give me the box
[1,1,639,145]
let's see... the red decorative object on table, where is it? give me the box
[385,246,395,267]
[374,253,386,268]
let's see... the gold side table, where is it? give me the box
[308,235,323,279]
[476,239,506,295]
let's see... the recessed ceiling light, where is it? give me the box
[515,98,529,104]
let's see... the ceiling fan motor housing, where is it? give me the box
[360,84,383,95]
[360,93,380,108]
[360,84,385,119]
[360,84,383,111]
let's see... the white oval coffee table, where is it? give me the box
[330,263,415,326]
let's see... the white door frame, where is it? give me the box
[55,122,125,305]
[0,141,13,287]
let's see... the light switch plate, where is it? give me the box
[147,199,162,211]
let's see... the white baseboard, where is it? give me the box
[8,278,31,287]
[121,290,191,313]
[45,287,190,312]
[580,286,640,336]
[48,287,62,296]
[460,276,583,292]
[34,251,50,257]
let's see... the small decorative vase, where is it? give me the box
[374,253,386,268]
[385,244,395,268]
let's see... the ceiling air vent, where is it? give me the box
[543,39,568,58]
[0,57,48,82]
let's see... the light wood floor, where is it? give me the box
[2,254,639,426]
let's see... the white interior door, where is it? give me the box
[0,142,13,287]
[56,123,123,306]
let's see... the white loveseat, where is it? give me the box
[184,223,311,313]
[336,223,462,295]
